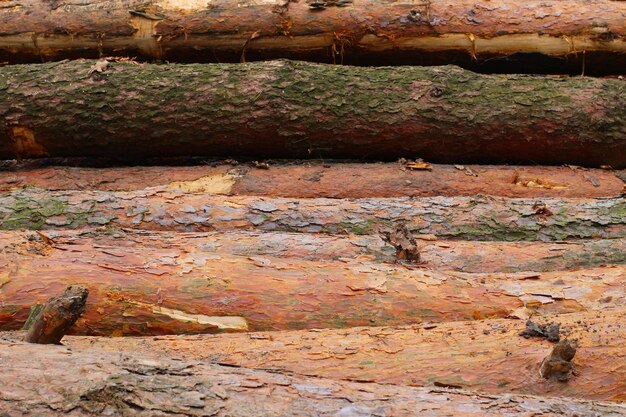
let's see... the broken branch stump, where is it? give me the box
[540,340,578,382]
[23,285,88,344]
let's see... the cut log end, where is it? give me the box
[24,285,89,344]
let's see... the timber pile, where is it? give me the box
[0,1,625,416]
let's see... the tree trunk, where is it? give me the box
[2,336,625,417]
[1,61,625,166]
[58,308,626,401]
[1,163,624,198]
[1,188,624,241]
[1,237,623,334]
[1,0,625,74]
[2,229,625,273]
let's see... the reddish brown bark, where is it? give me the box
[1,237,624,335]
[62,308,626,402]
[2,334,625,417]
[0,163,623,198]
[1,0,624,73]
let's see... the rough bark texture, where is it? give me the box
[1,236,624,334]
[1,188,624,241]
[23,284,88,344]
[58,308,626,402]
[2,229,625,273]
[2,338,625,417]
[1,163,623,198]
[540,339,578,382]
[1,60,625,166]
[0,0,625,73]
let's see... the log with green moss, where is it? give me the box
[1,0,625,74]
[1,60,624,166]
[0,189,625,240]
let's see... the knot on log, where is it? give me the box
[24,285,89,344]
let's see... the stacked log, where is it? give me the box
[3,334,626,416]
[0,163,623,198]
[58,308,626,401]
[1,0,625,74]
[1,0,625,414]
[1,61,625,166]
[0,161,624,414]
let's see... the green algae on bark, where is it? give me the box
[0,189,624,241]
[0,60,624,166]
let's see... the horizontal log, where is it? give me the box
[0,188,624,241]
[1,61,625,166]
[60,308,626,402]
[2,229,625,273]
[1,238,624,334]
[1,163,623,198]
[2,338,625,417]
[1,0,625,73]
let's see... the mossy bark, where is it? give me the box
[0,188,624,240]
[0,60,625,166]
[3,335,626,416]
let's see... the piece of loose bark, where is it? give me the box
[381,223,421,262]
[540,340,578,382]
[24,285,88,344]
[519,320,561,342]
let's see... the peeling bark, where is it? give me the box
[1,163,623,198]
[58,308,626,402]
[1,60,625,166]
[2,229,625,273]
[0,188,624,241]
[2,336,625,417]
[0,0,625,74]
[1,237,624,335]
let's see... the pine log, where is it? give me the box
[0,188,624,241]
[2,229,625,273]
[59,308,626,402]
[2,338,625,417]
[1,238,624,334]
[1,61,625,166]
[0,0,625,73]
[0,163,623,198]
